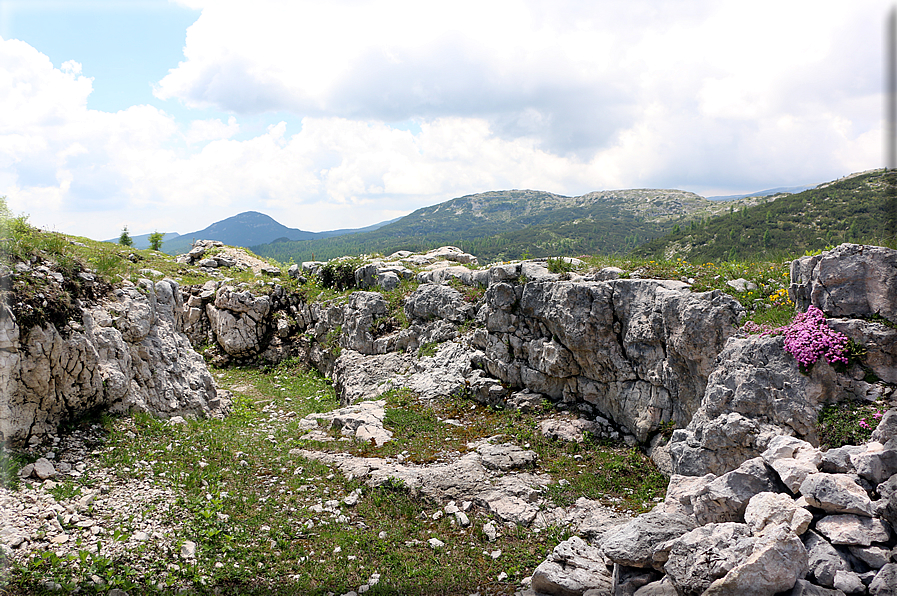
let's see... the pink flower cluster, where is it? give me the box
[741,321,778,335]
[781,306,849,369]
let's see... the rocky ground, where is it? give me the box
[1,355,664,595]
[3,233,897,595]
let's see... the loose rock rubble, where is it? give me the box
[1,426,187,589]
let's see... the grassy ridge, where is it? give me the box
[635,170,896,262]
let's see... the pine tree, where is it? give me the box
[119,226,133,247]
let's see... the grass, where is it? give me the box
[576,254,795,326]
[3,358,666,595]
[816,400,888,449]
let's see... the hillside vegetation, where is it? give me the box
[636,170,896,262]
[251,188,723,264]
[251,170,895,265]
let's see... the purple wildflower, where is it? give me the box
[780,306,849,369]
[859,419,869,430]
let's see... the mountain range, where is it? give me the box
[104,212,397,255]
[248,185,823,264]
[104,171,894,264]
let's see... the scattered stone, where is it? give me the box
[530,536,612,596]
[869,564,897,595]
[32,458,56,480]
[701,524,808,596]
[815,514,891,546]
[692,457,783,525]
[662,522,755,593]
[744,492,812,536]
[602,512,697,569]
[181,541,196,559]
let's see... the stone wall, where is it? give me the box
[1,277,228,446]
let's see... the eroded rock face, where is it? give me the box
[474,279,743,442]
[669,334,846,477]
[1,279,227,445]
[206,287,271,357]
[790,243,897,324]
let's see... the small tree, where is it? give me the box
[119,226,133,247]
[148,231,164,251]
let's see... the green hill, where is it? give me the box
[252,188,718,263]
[634,170,895,262]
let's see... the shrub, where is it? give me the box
[319,260,357,291]
[118,226,133,247]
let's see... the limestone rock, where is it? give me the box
[663,522,755,595]
[832,570,865,595]
[654,473,716,517]
[32,458,56,480]
[207,286,270,357]
[850,441,897,486]
[762,435,822,493]
[298,400,392,446]
[1,278,224,444]
[530,536,612,596]
[670,334,845,477]
[799,473,874,516]
[872,410,897,444]
[847,545,891,570]
[815,514,891,546]
[869,564,897,596]
[702,524,808,596]
[691,457,783,525]
[632,576,678,596]
[601,511,697,569]
[474,442,537,471]
[821,446,864,475]
[790,243,897,324]
[804,530,853,588]
[827,320,897,384]
[404,283,474,324]
[745,492,812,536]
[539,418,601,444]
[787,580,847,596]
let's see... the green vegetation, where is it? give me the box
[251,189,707,264]
[148,231,164,252]
[118,226,133,248]
[4,360,668,595]
[637,170,896,262]
[249,170,895,267]
[817,400,888,449]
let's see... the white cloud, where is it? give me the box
[0,0,890,241]
[184,116,239,144]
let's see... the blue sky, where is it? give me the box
[0,0,889,240]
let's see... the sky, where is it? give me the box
[0,0,890,240]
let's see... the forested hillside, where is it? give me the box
[635,170,895,262]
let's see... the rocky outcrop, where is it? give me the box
[668,334,847,476]
[473,279,742,442]
[527,244,897,596]
[791,243,897,324]
[583,432,897,596]
[1,277,228,445]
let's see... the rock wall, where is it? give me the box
[179,257,744,446]
[1,277,229,446]
[669,244,897,477]
[525,244,897,596]
[472,279,742,442]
